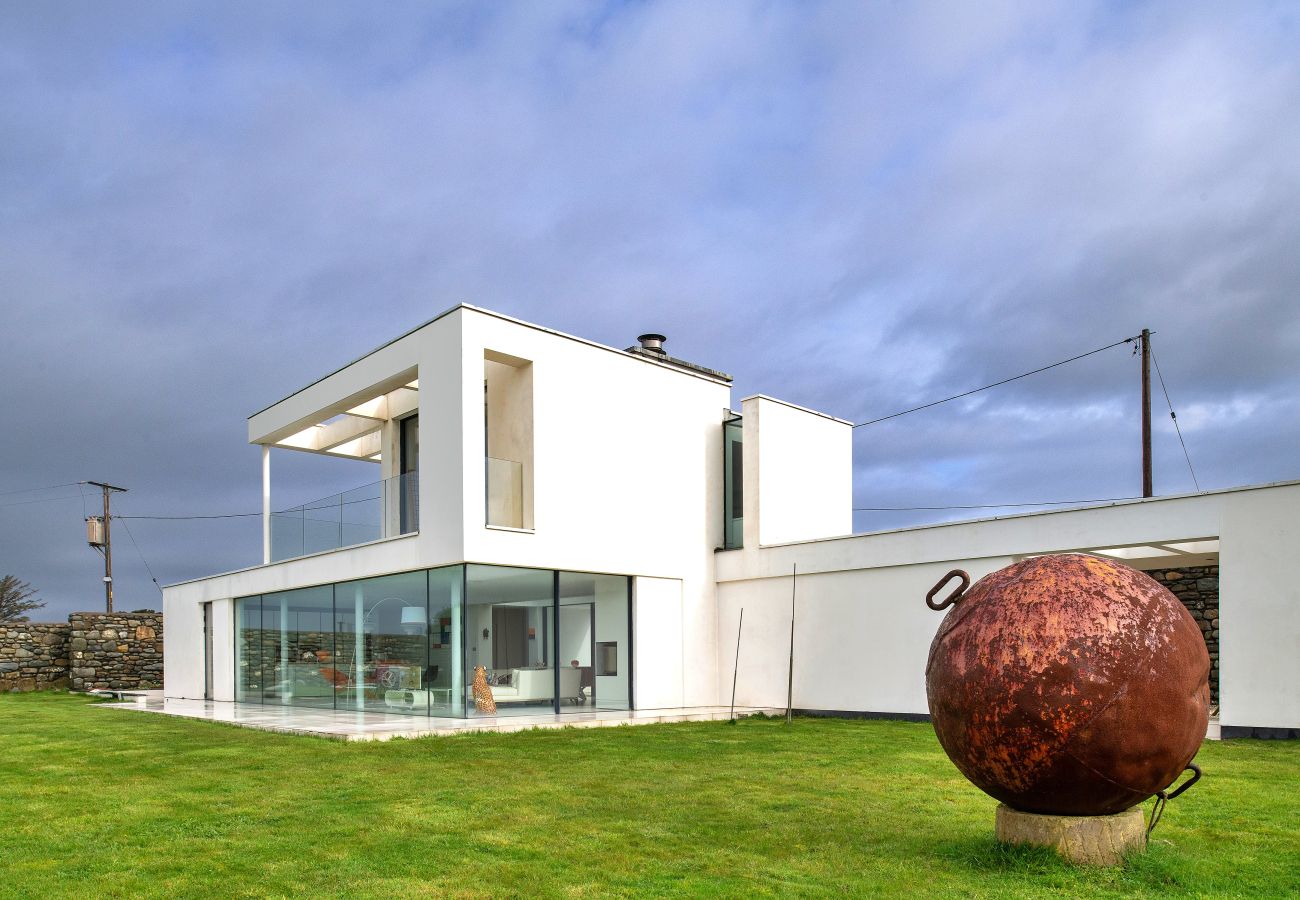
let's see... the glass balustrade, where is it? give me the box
[486,457,524,528]
[270,471,418,562]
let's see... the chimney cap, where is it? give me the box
[637,333,667,354]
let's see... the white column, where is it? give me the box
[451,574,463,716]
[279,594,289,703]
[261,445,271,564]
[354,586,365,711]
[380,418,398,538]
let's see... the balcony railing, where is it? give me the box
[270,472,418,562]
[486,457,523,528]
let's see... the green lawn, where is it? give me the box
[0,694,1296,898]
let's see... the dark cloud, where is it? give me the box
[1,2,1297,617]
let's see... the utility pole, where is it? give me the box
[85,481,128,612]
[1140,329,1152,498]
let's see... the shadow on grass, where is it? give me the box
[931,833,1202,894]
[933,836,1066,875]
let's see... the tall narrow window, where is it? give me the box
[484,351,534,529]
[399,415,419,534]
[202,602,214,701]
[723,414,743,549]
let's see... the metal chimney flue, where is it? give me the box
[637,333,667,356]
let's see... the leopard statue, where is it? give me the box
[471,664,497,714]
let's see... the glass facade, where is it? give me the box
[233,564,631,718]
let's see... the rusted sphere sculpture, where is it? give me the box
[924,553,1209,816]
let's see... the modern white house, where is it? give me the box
[163,304,1300,738]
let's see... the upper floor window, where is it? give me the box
[484,350,534,529]
[723,414,743,549]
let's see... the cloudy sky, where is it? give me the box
[2,1,1297,619]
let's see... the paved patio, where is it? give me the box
[98,695,782,741]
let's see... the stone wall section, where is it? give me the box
[1148,565,1218,705]
[0,611,163,693]
[0,622,70,692]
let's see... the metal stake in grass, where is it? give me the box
[786,564,796,725]
[729,607,744,724]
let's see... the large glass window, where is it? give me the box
[262,585,335,708]
[559,572,630,710]
[235,595,262,702]
[233,563,629,717]
[465,565,555,717]
[426,566,464,718]
[332,570,429,715]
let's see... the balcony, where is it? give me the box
[270,472,418,562]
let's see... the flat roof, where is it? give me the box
[759,477,1300,549]
[251,303,733,419]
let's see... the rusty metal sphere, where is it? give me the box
[924,553,1209,816]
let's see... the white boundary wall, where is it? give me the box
[716,481,1300,733]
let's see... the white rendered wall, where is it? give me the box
[717,482,1300,730]
[1217,486,1300,731]
[160,595,236,702]
[163,587,206,700]
[633,576,685,710]
[211,598,235,702]
[741,395,852,548]
[461,310,731,708]
[559,607,592,665]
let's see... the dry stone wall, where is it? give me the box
[1148,565,1219,705]
[0,622,70,692]
[0,611,162,693]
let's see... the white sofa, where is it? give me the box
[487,667,581,704]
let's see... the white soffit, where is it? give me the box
[270,384,418,460]
[1091,545,1169,560]
[1026,538,1220,565]
[1086,538,1220,562]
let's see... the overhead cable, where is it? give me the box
[853,334,1142,428]
[0,481,83,498]
[115,510,164,595]
[1148,342,1201,492]
[0,494,84,512]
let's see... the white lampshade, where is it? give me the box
[400,607,427,626]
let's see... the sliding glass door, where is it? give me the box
[559,572,630,710]
[465,565,556,717]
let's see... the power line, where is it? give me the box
[116,513,163,596]
[0,494,84,511]
[853,334,1142,428]
[0,481,83,498]
[1149,342,1200,493]
[855,496,1141,512]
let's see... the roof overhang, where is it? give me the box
[252,375,418,460]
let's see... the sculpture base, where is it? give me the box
[995,804,1146,866]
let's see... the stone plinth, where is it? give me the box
[995,803,1146,866]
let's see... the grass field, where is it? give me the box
[0,693,1297,898]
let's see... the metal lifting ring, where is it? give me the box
[926,569,971,611]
